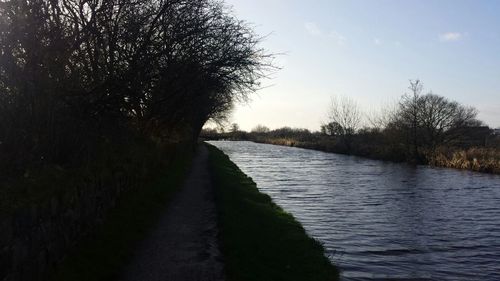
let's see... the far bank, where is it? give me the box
[202,129,500,175]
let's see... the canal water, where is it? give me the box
[209,141,500,281]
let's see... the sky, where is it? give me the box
[221,0,500,131]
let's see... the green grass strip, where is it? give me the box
[207,144,339,281]
[49,152,192,281]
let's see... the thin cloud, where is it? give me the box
[305,22,346,46]
[373,38,382,45]
[329,30,347,46]
[305,22,322,36]
[439,32,463,42]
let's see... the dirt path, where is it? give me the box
[122,144,225,281]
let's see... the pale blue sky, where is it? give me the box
[225,0,500,131]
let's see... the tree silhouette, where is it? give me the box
[326,95,361,152]
[390,80,480,160]
[0,0,272,178]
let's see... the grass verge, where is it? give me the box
[49,148,192,281]
[207,144,339,281]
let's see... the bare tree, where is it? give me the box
[418,93,479,149]
[0,0,273,177]
[326,95,362,151]
[390,80,481,161]
[320,122,343,136]
[398,79,423,160]
[251,125,270,133]
[366,102,398,131]
[230,123,240,133]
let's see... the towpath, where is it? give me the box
[122,144,225,281]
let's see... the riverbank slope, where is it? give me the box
[207,144,339,281]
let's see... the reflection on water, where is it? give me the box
[209,141,500,281]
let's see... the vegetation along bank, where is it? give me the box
[207,144,339,281]
[48,145,192,281]
[203,80,500,174]
[0,0,272,280]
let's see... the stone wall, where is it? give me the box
[0,171,139,281]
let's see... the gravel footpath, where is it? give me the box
[121,144,225,281]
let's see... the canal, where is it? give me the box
[210,141,500,281]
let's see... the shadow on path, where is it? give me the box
[122,145,224,281]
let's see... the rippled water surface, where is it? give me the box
[209,141,500,281]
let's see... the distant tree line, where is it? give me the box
[0,0,271,178]
[204,80,498,167]
[319,80,488,162]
